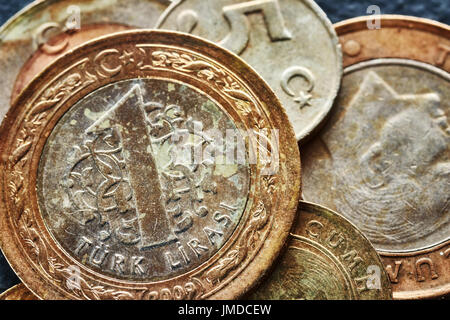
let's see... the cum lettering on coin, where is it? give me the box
[0,30,300,299]
[157,0,342,142]
[303,16,450,299]
[247,202,392,300]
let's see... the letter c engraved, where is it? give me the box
[306,220,323,239]
[35,22,69,55]
[94,49,123,78]
[281,66,315,108]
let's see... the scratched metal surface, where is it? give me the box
[0,0,449,294]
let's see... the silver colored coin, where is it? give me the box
[157,0,343,142]
[302,58,450,253]
[0,0,172,122]
[38,78,250,281]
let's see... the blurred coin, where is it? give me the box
[0,0,172,120]
[0,284,37,300]
[0,30,300,299]
[157,0,342,142]
[302,15,450,299]
[248,201,392,300]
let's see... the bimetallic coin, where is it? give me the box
[302,16,450,299]
[248,202,392,300]
[157,0,342,142]
[0,0,172,119]
[0,284,37,300]
[0,30,301,299]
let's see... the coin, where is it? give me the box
[0,30,301,299]
[157,0,342,142]
[0,284,37,300]
[12,24,132,102]
[247,201,392,300]
[0,0,172,120]
[302,16,449,299]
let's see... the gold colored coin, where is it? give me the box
[247,201,392,300]
[0,0,172,118]
[302,15,450,300]
[0,30,300,300]
[0,284,37,300]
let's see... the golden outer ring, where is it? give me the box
[0,283,37,300]
[296,201,393,300]
[334,15,449,300]
[0,30,301,300]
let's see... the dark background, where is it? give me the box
[0,0,449,294]
[1,0,449,26]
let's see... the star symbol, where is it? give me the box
[119,50,135,66]
[294,91,312,109]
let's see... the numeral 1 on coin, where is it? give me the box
[86,84,177,250]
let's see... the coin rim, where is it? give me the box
[0,283,38,300]
[0,29,301,300]
[334,14,450,300]
[296,201,393,300]
[156,0,343,143]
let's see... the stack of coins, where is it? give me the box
[0,0,447,300]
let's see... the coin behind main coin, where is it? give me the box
[0,30,301,300]
[248,201,392,300]
[0,284,37,300]
[0,0,172,119]
[157,0,342,142]
[302,16,450,299]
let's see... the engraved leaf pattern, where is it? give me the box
[151,50,276,170]
[6,67,132,300]
[8,72,88,213]
[6,46,278,299]
[205,201,270,284]
[152,51,258,118]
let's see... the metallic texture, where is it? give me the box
[302,16,450,299]
[157,0,343,142]
[0,283,37,300]
[247,201,392,300]
[38,78,250,281]
[0,0,172,120]
[0,30,301,300]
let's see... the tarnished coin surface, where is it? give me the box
[157,0,342,142]
[0,284,37,300]
[0,30,301,299]
[302,16,449,299]
[248,201,392,300]
[0,0,172,119]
